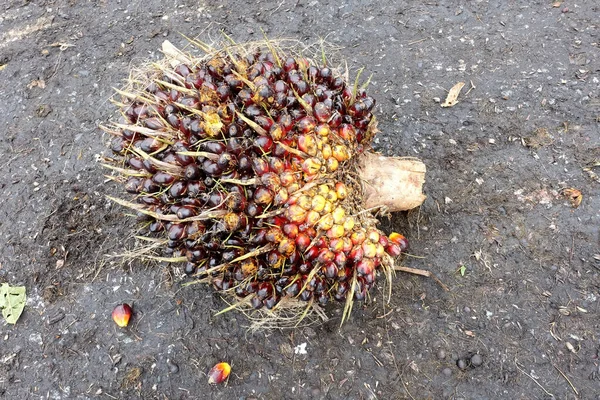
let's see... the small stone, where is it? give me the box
[463,306,471,313]
[166,359,179,374]
[471,354,483,367]
[436,349,446,360]
[457,359,468,370]
[442,367,452,376]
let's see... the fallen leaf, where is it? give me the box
[50,42,75,51]
[441,82,465,107]
[27,79,46,89]
[552,1,562,7]
[562,188,582,208]
[0,283,27,324]
[0,64,7,71]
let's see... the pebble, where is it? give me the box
[166,359,179,374]
[442,367,452,376]
[471,354,483,367]
[436,349,446,360]
[457,359,468,370]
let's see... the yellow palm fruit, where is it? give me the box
[332,207,346,224]
[317,213,334,231]
[342,216,355,232]
[311,194,326,212]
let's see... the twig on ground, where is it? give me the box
[394,266,450,291]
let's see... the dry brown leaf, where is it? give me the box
[562,188,582,208]
[27,79,46,89]
[441,82,465,107]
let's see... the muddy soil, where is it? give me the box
[1,0,599,399]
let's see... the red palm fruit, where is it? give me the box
[266,227,285,243]
[176,206,196,219]
[299,290,313,302]
[224,212,246,231]
[297,134,318,156]
[152,171,176,185]
[274,187,289,205]
[378,235,390,247]
[250,296,263,309]
[267,250,282,267]
[305,210,321,226]
[356,259,374,276]
[314,123,331,137]
[283,223,299,238]
[268,157,285,173]
[252,156,270,175]
[253,186,274,205]
[342,237,353,253]
[261,172,281,191]
[367,229,380,243]
[295,195,312,210]
[364,271,375,284]
[329,238,344,253]
[315,237,328,249]
[295,233,311,251]
[302,158,322,176]
[285,204,307,223]
[327,225,345,239]
[349,245,364,264]
[338,124,356,141]
[168,224,186,240]
[287,181,301,195]
[112,303,133,327]
[388,232,409,252]
[323,262,338,279]
[362,241,378,258]
[385,243,402,257]
[317,213,334,231]
[241,259,258,276]
[313,102,332,123]
[278,238,296,257]
[334,281,349,301]
[332,145,350,162]
[317,249,335,264]
[246,202,263,218]
[334,251,347,268]
[296,116,316,133]
[256,282,273,299]
[350,230,366,245]
[299,261,311,274]
[279,171,296,187]
[304,246,319,261]
[264,295,279,309]
[208,362,231,385]
[269,124,284,141]
[286,281,301,297]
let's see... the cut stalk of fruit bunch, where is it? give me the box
[103,37,437,329]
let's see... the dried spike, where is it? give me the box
[129,147,183,175]
[179,33,215,53]
[231,70,256,91]
[113,123,175,140]
[161,40,193,65]
[260,27,282,68]
[351,67,365,103]
[101,163,151,177]
[235,111,268,136]
[153,79,197,96]
[107,196,227,222]
[341,269,358,326]
[176,151,219,161]
[112,87,157,104]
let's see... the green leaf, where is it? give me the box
[0,283,26,324]
[459,265,467,276]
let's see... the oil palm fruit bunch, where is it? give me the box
[102,38,426,326]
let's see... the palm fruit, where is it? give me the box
[102,38,426,325]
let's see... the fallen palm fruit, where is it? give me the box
[102,38,427,327]
[208,362,231,384]
[112,303,133,327]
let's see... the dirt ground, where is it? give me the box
[1,0,599,399]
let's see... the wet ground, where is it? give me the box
[1,0,599,399]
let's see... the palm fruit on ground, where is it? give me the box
[102,39,426,326]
